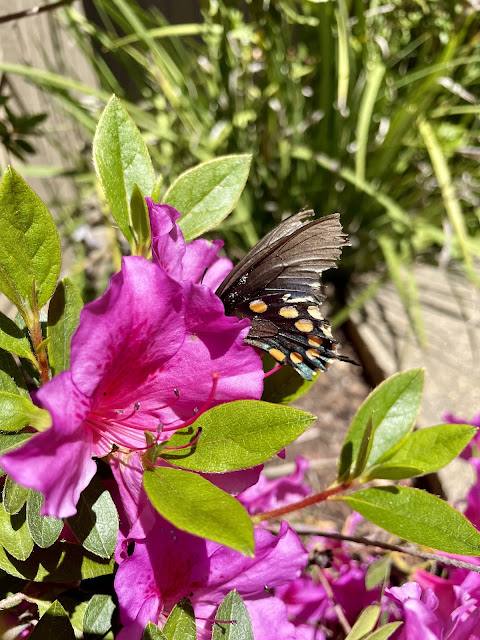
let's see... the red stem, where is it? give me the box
[30,316,49,385]
[252,483,347,523]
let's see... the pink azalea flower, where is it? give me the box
[114,516,307,640]
[275,543,381,640]
[110,450,305,639]
[1,202,264,518]
[386,581,480,640]
[238,456,311,515]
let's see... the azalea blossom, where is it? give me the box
[275,533,381,640]
[0,202,264,518]
[115,516,307,640]
[386,581,480,640]
[108,450,307,639]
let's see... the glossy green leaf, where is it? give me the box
[363,622,403,640]
[0,348,29,397]
[262,355,316,404]
[0,391,51,432]
[338,369,424,480]
[351,416,374,480]
[93,95,154,243]
[164,400,315,472]
[0,433,31,477]
[345,605,380,640]
[0,167,61,319]
[0,540,115,582]
[67,478,118,559]
[342,486,480,555]
[151,174,163,203]
[162,598,196,640]
[130,183,151,255]
[26,491,63,549]
[212,590,254,640]
[47,278,83,376]
[29,600,75,640]
[83,594,115,637]
[365,423,477,480]
[0,501,33,560]
[143,622,168,640]
[3,476,29,514]
[164,155,251,242]
[365,555,391,590]
[144,467,254,555]
[0,312,37,365]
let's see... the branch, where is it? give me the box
[0,0,74,25]
[270,522,480,575]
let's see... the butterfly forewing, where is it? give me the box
[217,211,354,380]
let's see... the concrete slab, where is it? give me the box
[349,264,480,502]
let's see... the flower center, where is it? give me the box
[85,373,219,453]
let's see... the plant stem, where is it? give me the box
[269,523,480,575]
[252,483,347,523]
[30,315,49,385]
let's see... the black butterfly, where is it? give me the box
[217,211,355,380]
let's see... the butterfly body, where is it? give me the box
[217,211,355,380]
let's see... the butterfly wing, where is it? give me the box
[218,212,354,380]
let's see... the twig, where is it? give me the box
[252,484,348,522]
[0,0,74,25]
[270,522,480,574]
[316,568,351,635]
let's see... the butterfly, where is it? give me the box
[217,210,356,380]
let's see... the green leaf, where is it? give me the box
[365,424,478,480]
[143,622,168,640]
[83,594,115,637]
[0,433,31,476]
[338,370,424,480]
[212,590,254,640]
[0,501,33,560]
[363,622,403,640]
[130,184,151,255]
[351,416,374,480]
[0,312,37,366]
[151,174,163,203]
[164,400,315,472]
[67,478,118,559]
[0,391,51,432]
[30,600,75,640]
[164,155,251,242]
[419,118,477,284]
[26,491,63,549]
[0,167,61,319]
[365,555,391,591]
[342,486,480,555]
[143,467,254,555]
[345,605,380,640]
[0,348,29,397]
[262,355,316,404]
[162,598,196,640]
[47,278,83,376]
[93,95,154,244]
[3,475,29,514]
[0,540,115,582]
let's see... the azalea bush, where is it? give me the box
[0,96,479,638]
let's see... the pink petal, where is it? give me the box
[0,372,96,518]
[70,256,185,401]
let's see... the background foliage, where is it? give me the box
[1,0,479,312]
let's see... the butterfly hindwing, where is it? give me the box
[218,211,354,380]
